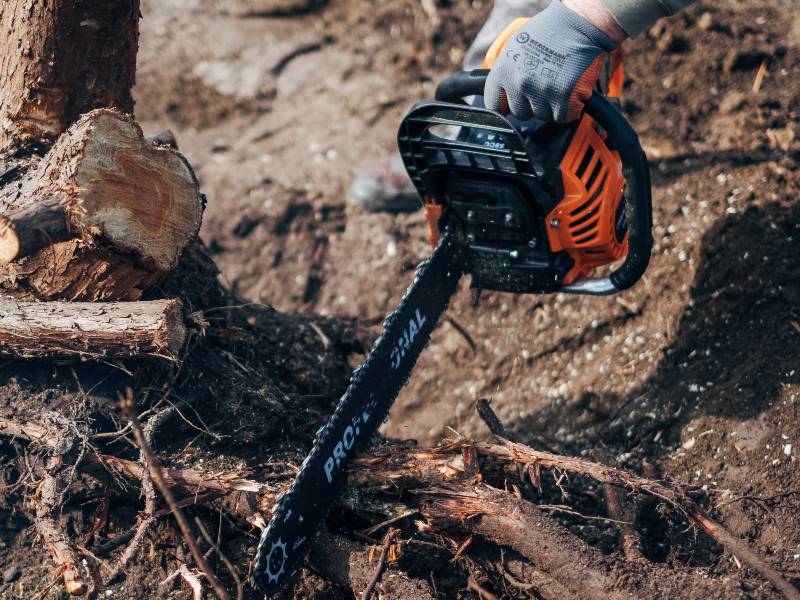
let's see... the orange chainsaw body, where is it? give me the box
[420,21,628,285]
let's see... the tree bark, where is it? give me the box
[0,298,187,360]
[0,110,203,300]
[0,0,139,152]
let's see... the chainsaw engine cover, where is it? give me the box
[397,102,627,293]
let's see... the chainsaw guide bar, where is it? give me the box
[253,228,463,595]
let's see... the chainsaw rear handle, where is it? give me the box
[435,70,653,294]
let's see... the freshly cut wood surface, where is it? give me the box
[0,109,203,300]
[0,298,187,360]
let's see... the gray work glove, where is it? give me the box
[484,1,617,123]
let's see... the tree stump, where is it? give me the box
[0,0,138,151]
[0,0,203,301]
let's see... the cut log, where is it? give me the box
[0,299,187,360]
[0,109,203,300]
[0,0,139,151]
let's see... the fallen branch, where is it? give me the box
[475,439,800,600]
[478,399,645,562]
[0,299,186,360]
[352,446,743,599]
[121,391,230,600]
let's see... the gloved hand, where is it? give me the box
[484,1,617,123]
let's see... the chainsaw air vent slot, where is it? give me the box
[575,146,595,179]
[451,150,471,167]
[424,148,448,166]
[571,214,600,236]
[585,160,604,191]
[572,220,597,244]
[474,154,494,170]
[569,174,607,219]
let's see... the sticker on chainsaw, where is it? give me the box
[323,397,378,483]
[390,308,427,369]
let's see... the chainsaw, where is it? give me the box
[253,49,652,596]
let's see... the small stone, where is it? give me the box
[2,565,19,584]
[697,12,714,30]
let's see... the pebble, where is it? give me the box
[697,12,714,30]
[2,565,19,584]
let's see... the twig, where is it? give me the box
[93,530,135,557]
[106,412,159,581]
[475,399,539,499]
[475,399,508,438]
[445,317,476,353]
[467,575,499,600]
[178,564,204,600]
[362,510,417,536]
[121,390,230,600]
[360,528,399,600]
[195,517,244,600]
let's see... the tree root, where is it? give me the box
[28,414,88,595]
[3,413,799,599]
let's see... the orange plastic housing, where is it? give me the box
[546,115,627,283]
[483,18,529,69]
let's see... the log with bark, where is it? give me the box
[0,0,203,302]
[0,299,187,360]
[0,110,203,301]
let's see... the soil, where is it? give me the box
[2,0,800,598]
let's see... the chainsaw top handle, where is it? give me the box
[435,69,653,295]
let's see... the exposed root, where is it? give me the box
[360,528,399,600]
[3,412,798,599]
[106,405,161,582]
[30,414,88,595]
[602,482,645,562]
[121,390,230,600]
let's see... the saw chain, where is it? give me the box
[253,228,463,595]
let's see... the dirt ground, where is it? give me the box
[2,0,800,598]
